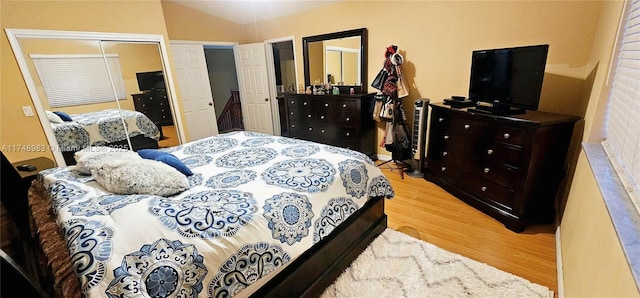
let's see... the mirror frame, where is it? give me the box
[5,28,186,166]
[302,28,367,93]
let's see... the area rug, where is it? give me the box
[321,228,553,298]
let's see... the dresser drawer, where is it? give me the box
[288,122,317,137]
[318,111,359,126]
[430,131,466,152]
[288,110,316,122]
[427,159,463,182]
[317,125,356,141]
[462,178,515,211]
[490,126,527,147]
[317,99,356,111]
[473,142,525,168]
[431,111,470,133]
[465,161,520,188]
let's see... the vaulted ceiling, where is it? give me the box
[166,0,343,25]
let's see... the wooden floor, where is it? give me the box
[380,166,558,295]
[158,125,179,148]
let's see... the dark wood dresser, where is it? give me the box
[132,91,174,127]
[283,92,376,157]
[424,103,580,232]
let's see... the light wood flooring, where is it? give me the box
[380,166,558,295]
[158,125,179,148]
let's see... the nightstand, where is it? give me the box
[11,157,55,185]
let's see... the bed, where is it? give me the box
[49,109,161,165]
[27,131,395,297]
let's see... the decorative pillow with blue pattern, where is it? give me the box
[137,149,193,176]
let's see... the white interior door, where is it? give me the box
[170,43,219,141]
[234,43,274,135]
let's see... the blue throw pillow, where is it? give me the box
[53,111,73,121]
[137,149,193,176]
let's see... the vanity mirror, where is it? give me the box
[302,28,367,93]
[6,29,184,166]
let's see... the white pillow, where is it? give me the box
[46,110,64,123]
[74,147,141,175]
[92,159,189,196]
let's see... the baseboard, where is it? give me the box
[555,225,565,298]
[376,154,391,161]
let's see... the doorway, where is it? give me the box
[170,39,296,137]
[203,46,242,133]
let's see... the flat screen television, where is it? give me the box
[467,44,549,115]
[136,70,165,92]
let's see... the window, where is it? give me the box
[31,54,126,108]
[604,0,640,214]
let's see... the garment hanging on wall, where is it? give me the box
[372,45,412,162]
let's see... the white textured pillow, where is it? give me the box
[92,159,189,196]
[46,110,64,124]
[74,147,142,175]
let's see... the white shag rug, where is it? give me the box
[321,228,553,298]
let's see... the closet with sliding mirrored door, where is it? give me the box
[6,29,185,166]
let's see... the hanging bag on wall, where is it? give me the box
[372,94,387,122]
[371,68,388,91]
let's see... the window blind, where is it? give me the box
[604,0,640,213]
[31,54,126,108]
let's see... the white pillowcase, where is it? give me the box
[74,146,141,175]
[92,159,190,196]
[46,110,64,124]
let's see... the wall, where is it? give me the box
[560,1,640,297]
[161,1,246,43]
[1,0,174,163]
[239,1,601,159]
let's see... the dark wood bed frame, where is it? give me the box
[28,179,387,297]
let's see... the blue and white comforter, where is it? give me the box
[51,109,161,151]
[39,131,394,297]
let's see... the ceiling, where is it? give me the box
[167,0,343,25]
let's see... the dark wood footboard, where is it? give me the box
[252,196,387,297]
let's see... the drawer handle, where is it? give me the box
[441,167,446,172]
[342,104,347,108]
[290,112,294,115]
[442,151,448,157]
[303,102,308,106]
[345,132,350,136]
[481,186,487,192]
[291,124,295,128]
[307,114,312,118]
[346,117,350,122]
[484,168,490,173]
[290,100,295,104]
[320,115,325,120]
[308,127,313,131]
[444,135,449,140]
[464,124,470,129]
[321,129,325,133]
[438,117,444,122]
[487,149,493,155]
[504,133,510,139]
[325,103,329,107]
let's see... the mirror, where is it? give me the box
[302,28,367,92]
[6,29,184,166]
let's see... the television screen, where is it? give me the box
[468,44,549,112]
[136,70,165,92]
